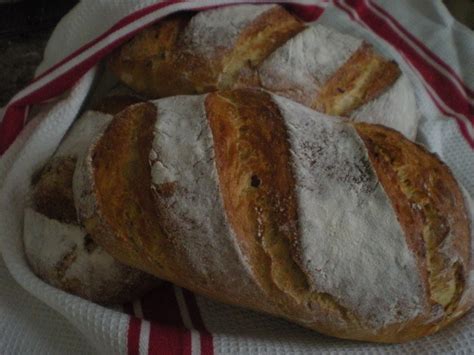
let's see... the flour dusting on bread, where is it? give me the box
[350,76,419,139]
[24,207,155,304]
[29,109,157,304]
[150,95,262,302]
[259,25,362,107]
[273,94,424,326]
[24,208,124,299]
[182,4,276,58]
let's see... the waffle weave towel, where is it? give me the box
[0,1,473,354]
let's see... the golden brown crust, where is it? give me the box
[108,13,194,97]
[85,103,190,282]
[77,90,472,343]
[28,97,158,304]
[86,103,159,269]
[108,6,304,98]
[205,90,306,309]
[189,5,305,91]
[205,89,361,334]
[107,6,404,125]
[355,122,472,341]
[313,44,401,116]
[224,6,305,89]
[83,102,253,304]
[32,95,142,224]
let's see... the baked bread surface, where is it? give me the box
[108,4,419,138]
[25,97,157,304]
[75,89,473,342]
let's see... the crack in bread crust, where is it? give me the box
[355,122,471,331]
[206,89,359,329]
[313,44,400,116]
[218,6,305,89]
[28,102,158,304]
[108,6,304,98]
[107,7,412,136]
[86,103,177,277]
[108,13,194,97]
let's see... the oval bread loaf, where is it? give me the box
[25,96,158,304]
[108,4,419,139]
[74,89,473,342]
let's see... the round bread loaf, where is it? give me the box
[25,98,159,304]
[23,207,155,304]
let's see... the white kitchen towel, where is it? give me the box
[0,1,473,354]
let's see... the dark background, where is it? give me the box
[0,0,472,107]
[0,0,78,105]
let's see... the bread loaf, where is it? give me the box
[108,4,419,139]
[25,97,158,304]
[74,88,473,342]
